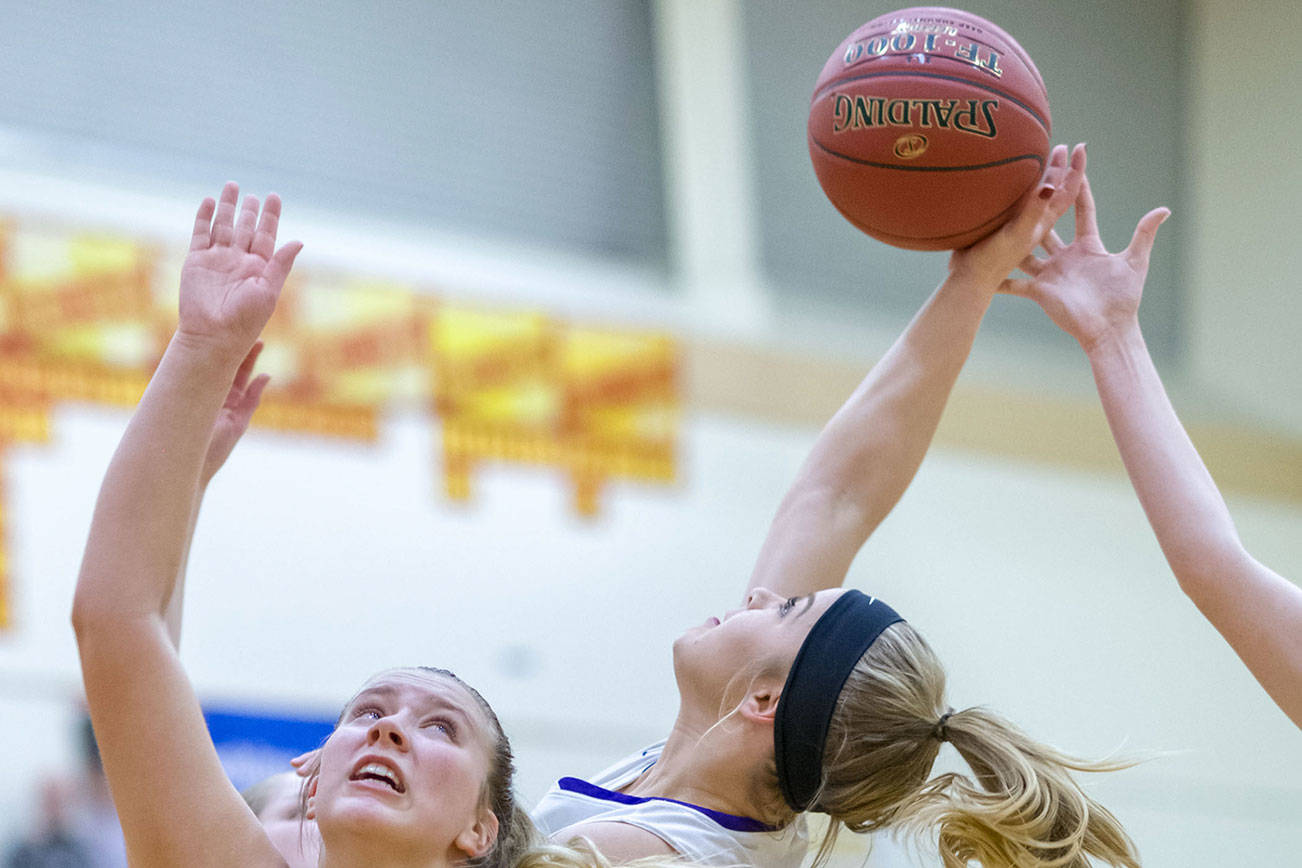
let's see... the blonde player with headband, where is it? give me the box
[533,144,1143,868]
[1004,173,1302,729]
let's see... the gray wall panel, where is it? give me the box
[0,1,666,264]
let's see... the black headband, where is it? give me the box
[773,589,904,812]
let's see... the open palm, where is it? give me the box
[1001,175,1169,352]
[179,182,301,353]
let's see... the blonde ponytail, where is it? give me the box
[811,623,1141,868]
[902,705,1139,867]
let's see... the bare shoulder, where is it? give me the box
[557,821,679,863]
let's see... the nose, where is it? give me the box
[367,717,409,752]
[746,587,782,609]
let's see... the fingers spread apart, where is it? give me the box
[1017,253,1044,276]
[1038,143,1069,195]
[189,197,217,251]
[1038,143,1086,231]
[1124,207,1171,270]
[250,194,283,260]
[209,182,240,247]
[191,185,289,265]
[1008,143,1084,245]
[1074,174,1101,241]
[997,276,1034,298]
[232,195,261,253]
[1042,229,1066,254]
[263,241,304,291]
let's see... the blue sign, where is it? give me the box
[204,706,335,792]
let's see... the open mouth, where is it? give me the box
[350,760,406,794]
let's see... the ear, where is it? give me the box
[304,775,318,821]
[454,809,499,861]
[738,680,782,727]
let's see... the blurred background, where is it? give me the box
[0,1,1299,865]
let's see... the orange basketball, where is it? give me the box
[808,7,1051,250]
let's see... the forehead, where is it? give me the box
[805,588,847,619]
[350,670,493,728]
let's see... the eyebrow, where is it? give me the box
[349,684,477,728]
[793,594,816,620]
[345,685,395,718]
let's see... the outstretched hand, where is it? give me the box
[999,172,1169,352]
[179,183,301,356]
[949,142,1087,288]
[200,341,270,489]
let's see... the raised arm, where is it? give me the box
[748,143,1087,599]
[72,184,301,865]
[1005,173,1302,728]
[166,340,271,647]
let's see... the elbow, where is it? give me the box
[72,563,167,648]
[71,574,118,644]
[775,482,875,541]
[71,584,98,643]
[1167,535,1251,602]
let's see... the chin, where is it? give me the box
[670,633,710,691]
[670,635,690,681]
[320,798,407,835]
[671,627,703,665]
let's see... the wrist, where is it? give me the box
[944,262,1005,304]
[157,333,249,407]
[936,268,1000,314]
[169,329,251,371]
[1082,319,1145,363]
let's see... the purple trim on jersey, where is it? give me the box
[556,777,778,833]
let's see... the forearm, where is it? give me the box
[1088,324,1302,725]
[749,272,995,595]
[1086,324,1243,584]
[824,272,995,504]
[73,334,244,632]
[164,486,205,648]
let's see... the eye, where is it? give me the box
[780,596,799,615]
[424,717,458,739]
[353,706,383,721]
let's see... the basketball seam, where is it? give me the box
[811,70,1049,132]
[809,137,1045,173]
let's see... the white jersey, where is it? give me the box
[531,741,809,868]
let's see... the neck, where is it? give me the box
[317,834,452,868]
[623,704,777,823]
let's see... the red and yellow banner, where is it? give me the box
[0,216,680,629]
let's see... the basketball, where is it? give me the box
[807,7,1051,250]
